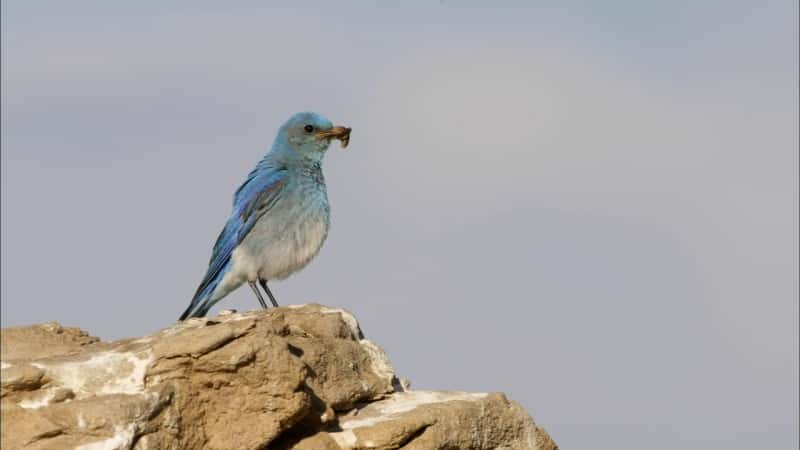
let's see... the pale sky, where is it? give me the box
[2,2,798,448]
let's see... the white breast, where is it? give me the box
[230,196,329,283]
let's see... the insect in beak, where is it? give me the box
[316,126,351,148]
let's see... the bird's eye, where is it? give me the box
[304,125,314,133]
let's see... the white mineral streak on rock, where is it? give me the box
[336,391,489,430]
[329,429,358,448]
[32,350,152,398]
[75,424,136,450]
[19,389,58,409]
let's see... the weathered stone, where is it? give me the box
[1,321,99,360]
[312,391,558,450]
[0,304,555,450]
[1,364,46,396]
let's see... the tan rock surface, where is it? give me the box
[1,322,99,361]
[1,304,556,450]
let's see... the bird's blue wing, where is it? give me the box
[180,167,288,319]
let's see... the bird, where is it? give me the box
[179,112,351,320]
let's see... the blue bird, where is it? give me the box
[179,112,351,320]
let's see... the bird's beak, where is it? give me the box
[316,126,351,149]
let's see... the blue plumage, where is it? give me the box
[180,112,350,319]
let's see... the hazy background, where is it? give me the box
[2,1,797,448]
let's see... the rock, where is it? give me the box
[0,304,556,450]
[328,392,557,450]
[1,322,99,360]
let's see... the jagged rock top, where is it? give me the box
[1,304,556,450]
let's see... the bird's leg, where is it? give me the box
[248,281,269,309]
[259,279,280,307]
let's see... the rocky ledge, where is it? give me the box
[1,304,556,450]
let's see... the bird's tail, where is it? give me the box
[180,241,235,320]
[179,277,222,320]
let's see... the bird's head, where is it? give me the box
[275,112,351,161]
